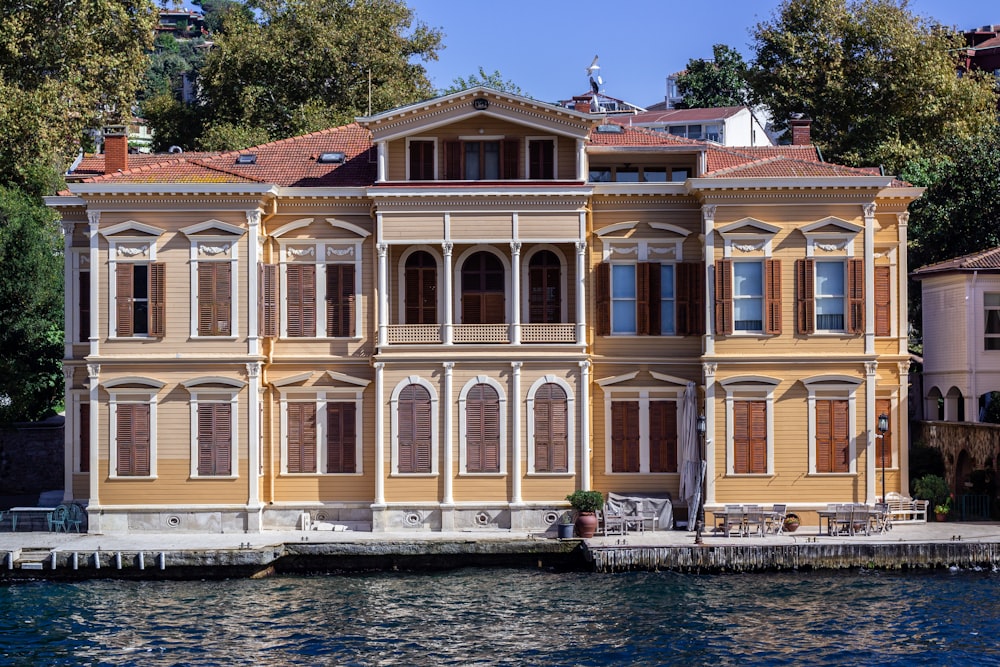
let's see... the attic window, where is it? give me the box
[596,124,624,134]
[235,154,257,165]
[317,152,346,164]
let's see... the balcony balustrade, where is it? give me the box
[385,323,577,345]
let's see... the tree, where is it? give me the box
[0,0,157,193]
[195,0,443,150]
[747,0,997,172]
[675,44,748,109]
[0,186,64,423]
[441,68,525,96]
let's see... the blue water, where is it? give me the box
[1,568,998,666]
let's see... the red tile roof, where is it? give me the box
[587,121,704,147]
[912,247,1000,276]
[70,152,221,177]
[704,154,879,178]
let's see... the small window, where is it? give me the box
[986,293,1000,350]
[589,168,612,182]
[616,167,639,182]
[644,168,668,182]
[815,261,846,331]
[317,152,346,164]
[235,154,257,164]
[686,125,703,140]
[733,261,763,331]
[668,126,686,136]
[670,169,688,182]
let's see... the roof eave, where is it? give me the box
[68,183,280,196]
[688,176,898,191]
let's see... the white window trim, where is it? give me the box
[526,375,575,475]
[104,377,164,480]
[277,388,365,476]
[600,379,685,475]
[186,390,241,480]
[601,237,684,337]
[405,137,438,180]
[720,376,779,477]
[458,375,507,476]
[389,376,439,476]
[524,135,558,179]
[105,231,161,339]
[181,222,245,339]
[803,375,862,476]
[278,240,364,339]
[453,245,511,324]
[731,259,765,334]
[397,245,443,324]
[814,259,848,334]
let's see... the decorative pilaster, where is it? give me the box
[441,362,455,530]
[510,242,522,344]
[245,362,262,528]
[579,360,591,491]
[246,210,262,356]
[442,242,454,344]
[575,241,587,345]
[87,363,100,509]
[87,211,100,358]
[863,203,877,355]
[510,362,523,504]
[865,360,878,503]
[62,221,74,358]
[62,366,74,502]
[376,243,388,348]
[703,362,717,506]
[702,205,716,356]
[896,212,909,357]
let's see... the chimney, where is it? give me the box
[103,125,128,173]
[789,115,812,146]
[573,96,591,114]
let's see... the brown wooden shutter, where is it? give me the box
[326,264,355,337]
[198,403,232,476]
[327,402,356,473]
[734,401,750,474]
[286,264,316,337]
[116,263,134,337]
[483,292,505,324]
[749,400,767,474]
[502,139,519,180]
[399,384,432,474]
[874,265,891,337]
[816,400,849,473]
[611,401,640,472]
[848,258,865,334]
[529,139,554,179]
[409,140,434,180]
[648,263,662,335]
[286,402,317,473]
[764,259,781,334]
[79,271,90,341]
[734,400,766,474]
[595,262,610,336]
[466,384,500,473]
[816,400,832,473]
[715,259,733,335]
[149,262,166,337]
[198,263,231,336]
[796,258,815,334]
[636,262,651,336]
[649,400,677,473]
[444,141,462,179]
[676,261,706,336]
[79,403,90,473]
[533,383,568,473]
[259,264,279,337]
[875,398,892,468]
[117,403,150,476]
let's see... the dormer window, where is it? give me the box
[235,154,257,164]
[317,152,345,164]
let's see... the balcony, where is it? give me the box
[385,323,577,345]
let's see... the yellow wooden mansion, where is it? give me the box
[47,88,921,533]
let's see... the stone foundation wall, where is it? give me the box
[0,416,63,495]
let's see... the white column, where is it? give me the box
[87,363,100,511]
[702,205,716,356]
[376,242,388,348]
[576,138,587,181]
[87,211,100,357]
[864,203,876,356]
[703,362,717,506]
[62,367,73,502]
[510,242,522,344]
[896,212,909,357]
[575,241,587,345]
[443,362,454,505]
[511,361,522,504]
[377,141,387,182]
[373,362,385,505]
[442,242,454,344]
[579,360,591,491]
[246,362,262,529]
[246,210,261,356]
[865,360,878,503]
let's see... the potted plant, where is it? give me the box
[782,513,800,533]
[934,497,952,522]
[566,490,604,538]
[913,474,950,521]
[557,513,575,539]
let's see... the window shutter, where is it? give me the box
[484,292,505,324]
[327,402,356,473]
[116,263,134,337]
[816,401,832,473]
[875,398,892,468]
[677,261,705,336]
[595,262,610,336]
[326,264,355,337]
[647,263,662,335]
[715,259,733,335]
[286,264,316,337]
[198,263,231,336]
[79,403,90,473]
[287,403,317,473]
[611,401,640,472]
[534,383,567,473]
[118,404,150,476]
[198,403,231,476]
[502,139,519,179]
[79,271,90,341]
[848,258,865,334]
[259,264,279,337]
[636,262,651,336]
[149,262,166,337]
[529,139,554,179]
[796,259,815,334]
[466,384,500,473]
[832,399,850,472]
[749,400,767,474]
[399,384,431,473]
[764,259,781,334]
[649,401,677,473]
[733,401,750,474]
[875,265,891,337]
[405,252,437,324]
[534,396,551,472]
[444,141,462,179]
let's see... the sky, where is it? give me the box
[405,0,997,107]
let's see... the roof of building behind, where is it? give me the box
[912,247,1000,276]
[626,106,748,124]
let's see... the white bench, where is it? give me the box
[883,493,928,523]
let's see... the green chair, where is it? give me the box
[65,504,84,532]
[46,505,69,532]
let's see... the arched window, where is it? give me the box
[466,383,500,472]
[461,251,504,324]
[404,251,437,324]
[533,383,567,472]
[398,384,432,473]
[528,250,561,323]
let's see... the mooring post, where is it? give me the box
[138,552,145,570]
[114,552,122,570]
[94,552,101,569]
[158,552,166,570]
[72,552,79,570]
[49,552,57,570]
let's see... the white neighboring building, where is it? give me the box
[623,106,774,147]
[912,247,1000,423]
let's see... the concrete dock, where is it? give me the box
[2,521,1000,579]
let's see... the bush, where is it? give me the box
[912,474,950,509]
[565,490,603,513]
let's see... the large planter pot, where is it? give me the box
[936,512,948,522]
[783,521,799,533]
[575,512,598,538]
[557,522,575,539]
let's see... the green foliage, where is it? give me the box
[0,0,157,193]
[908,441,945,482]
[441,67,525,96]
[142,93,205,152]
[566,490,604,513]
[747,0,997,172]
[194,0,442,149]
[912,473,950,508]
[0,186,64,423]
[197,121,272,152]
[675,44,749,109]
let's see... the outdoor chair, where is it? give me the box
[851,504,871,536]
[872,502,892,534]
[601,502,628,536]
[65,504,84,533]
[46,505,69,532]
[831,504,854,536]
[717,505,744,537]
[767,504,787,535]
[743,504,766,537]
